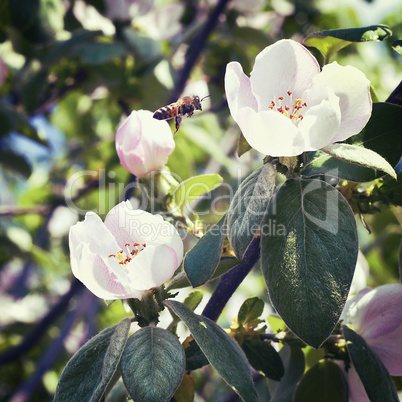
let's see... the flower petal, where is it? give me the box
[72,242,138,299]
[250,39,320,110]
[69,212,136,299]
[367,324,402,376]
[126,243,179,290]
[298,89,341,151]
[69,211,121,260]
[236,107,307,157]
[310,62,372,143]
[336,363,370,402]
[347,283,402,341]
[225,61,258,124]
[104,201,183,264]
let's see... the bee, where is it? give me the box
[153,95,210,133]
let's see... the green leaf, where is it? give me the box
[0,149,32,178]
[237,297,264,327]
[349,103,402,168]
[226,163,276,260]
[173,174,223,210]
[242,336,284,381]
[185,340,209,371]
[302,103,402,182]
[304,25,392,61]
[55,318,131,402]
[321,143,396,179]
[72,41,129,65]
[237,132,252,157]
[183,216,226,287]
[123,29,161,62]
[342,325,398,401]
[121,327,185,402]
[0,103,43,144]
[168,256,241,290]
[261,178,358,348]
[183,289,204,311]
[391,40,402,55]
[294,359,348,402]
[164,300,258,402]
[267,345,305,402]
[301,151,385,182]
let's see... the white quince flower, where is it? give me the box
[225,39,372,157]
[69,201,183,299]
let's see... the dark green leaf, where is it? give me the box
[71,41,129,65]
[168,256,241,290]
[183,216,226,287]
[301,150,385,182]
[123,29,161,62]
[55,318,131,402]
[349,103,402,168]
[304,25,391,60]
[294,359,348,402]
[0,149,32,178]
[121,327,185,402]
[164,300,258,402]
[267,345,305,402]
[261,178,358,348]
[226,163,276,260]
[242,336,284,380]
[342,325,398,401]
[0,104,43,143]
[185,340,209,371]
[391,40,402,55]
[237,297,264,327]
[302,103,402,182]
[321,143,396,179]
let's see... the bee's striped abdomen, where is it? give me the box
[153,105,175,120]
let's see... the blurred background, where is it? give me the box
[0,0,401,400]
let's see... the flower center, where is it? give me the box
[108,242,147,266]
[268,90,307,124]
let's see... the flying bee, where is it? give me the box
[153,95,210,133]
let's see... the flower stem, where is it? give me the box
[202,236,261,322]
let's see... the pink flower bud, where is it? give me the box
[116,110,175,178]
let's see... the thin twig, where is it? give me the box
[202,236,260,322]
[171,0,233,100]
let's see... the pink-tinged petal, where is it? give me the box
[224,62,258,123]
[137,110,175,170]
[126,244,179,290]
[236,107,306,157]
[69,211,121,258]
[250,39,320,110]
[105,201,183,263]
[312,62,372,143]
[348,283,402,340]
[343,364,370,402]
[71,242,137,299]
[298,90,341,151]
[367,324,402,376]
[116,110,174,178]
[341,287,371,322]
